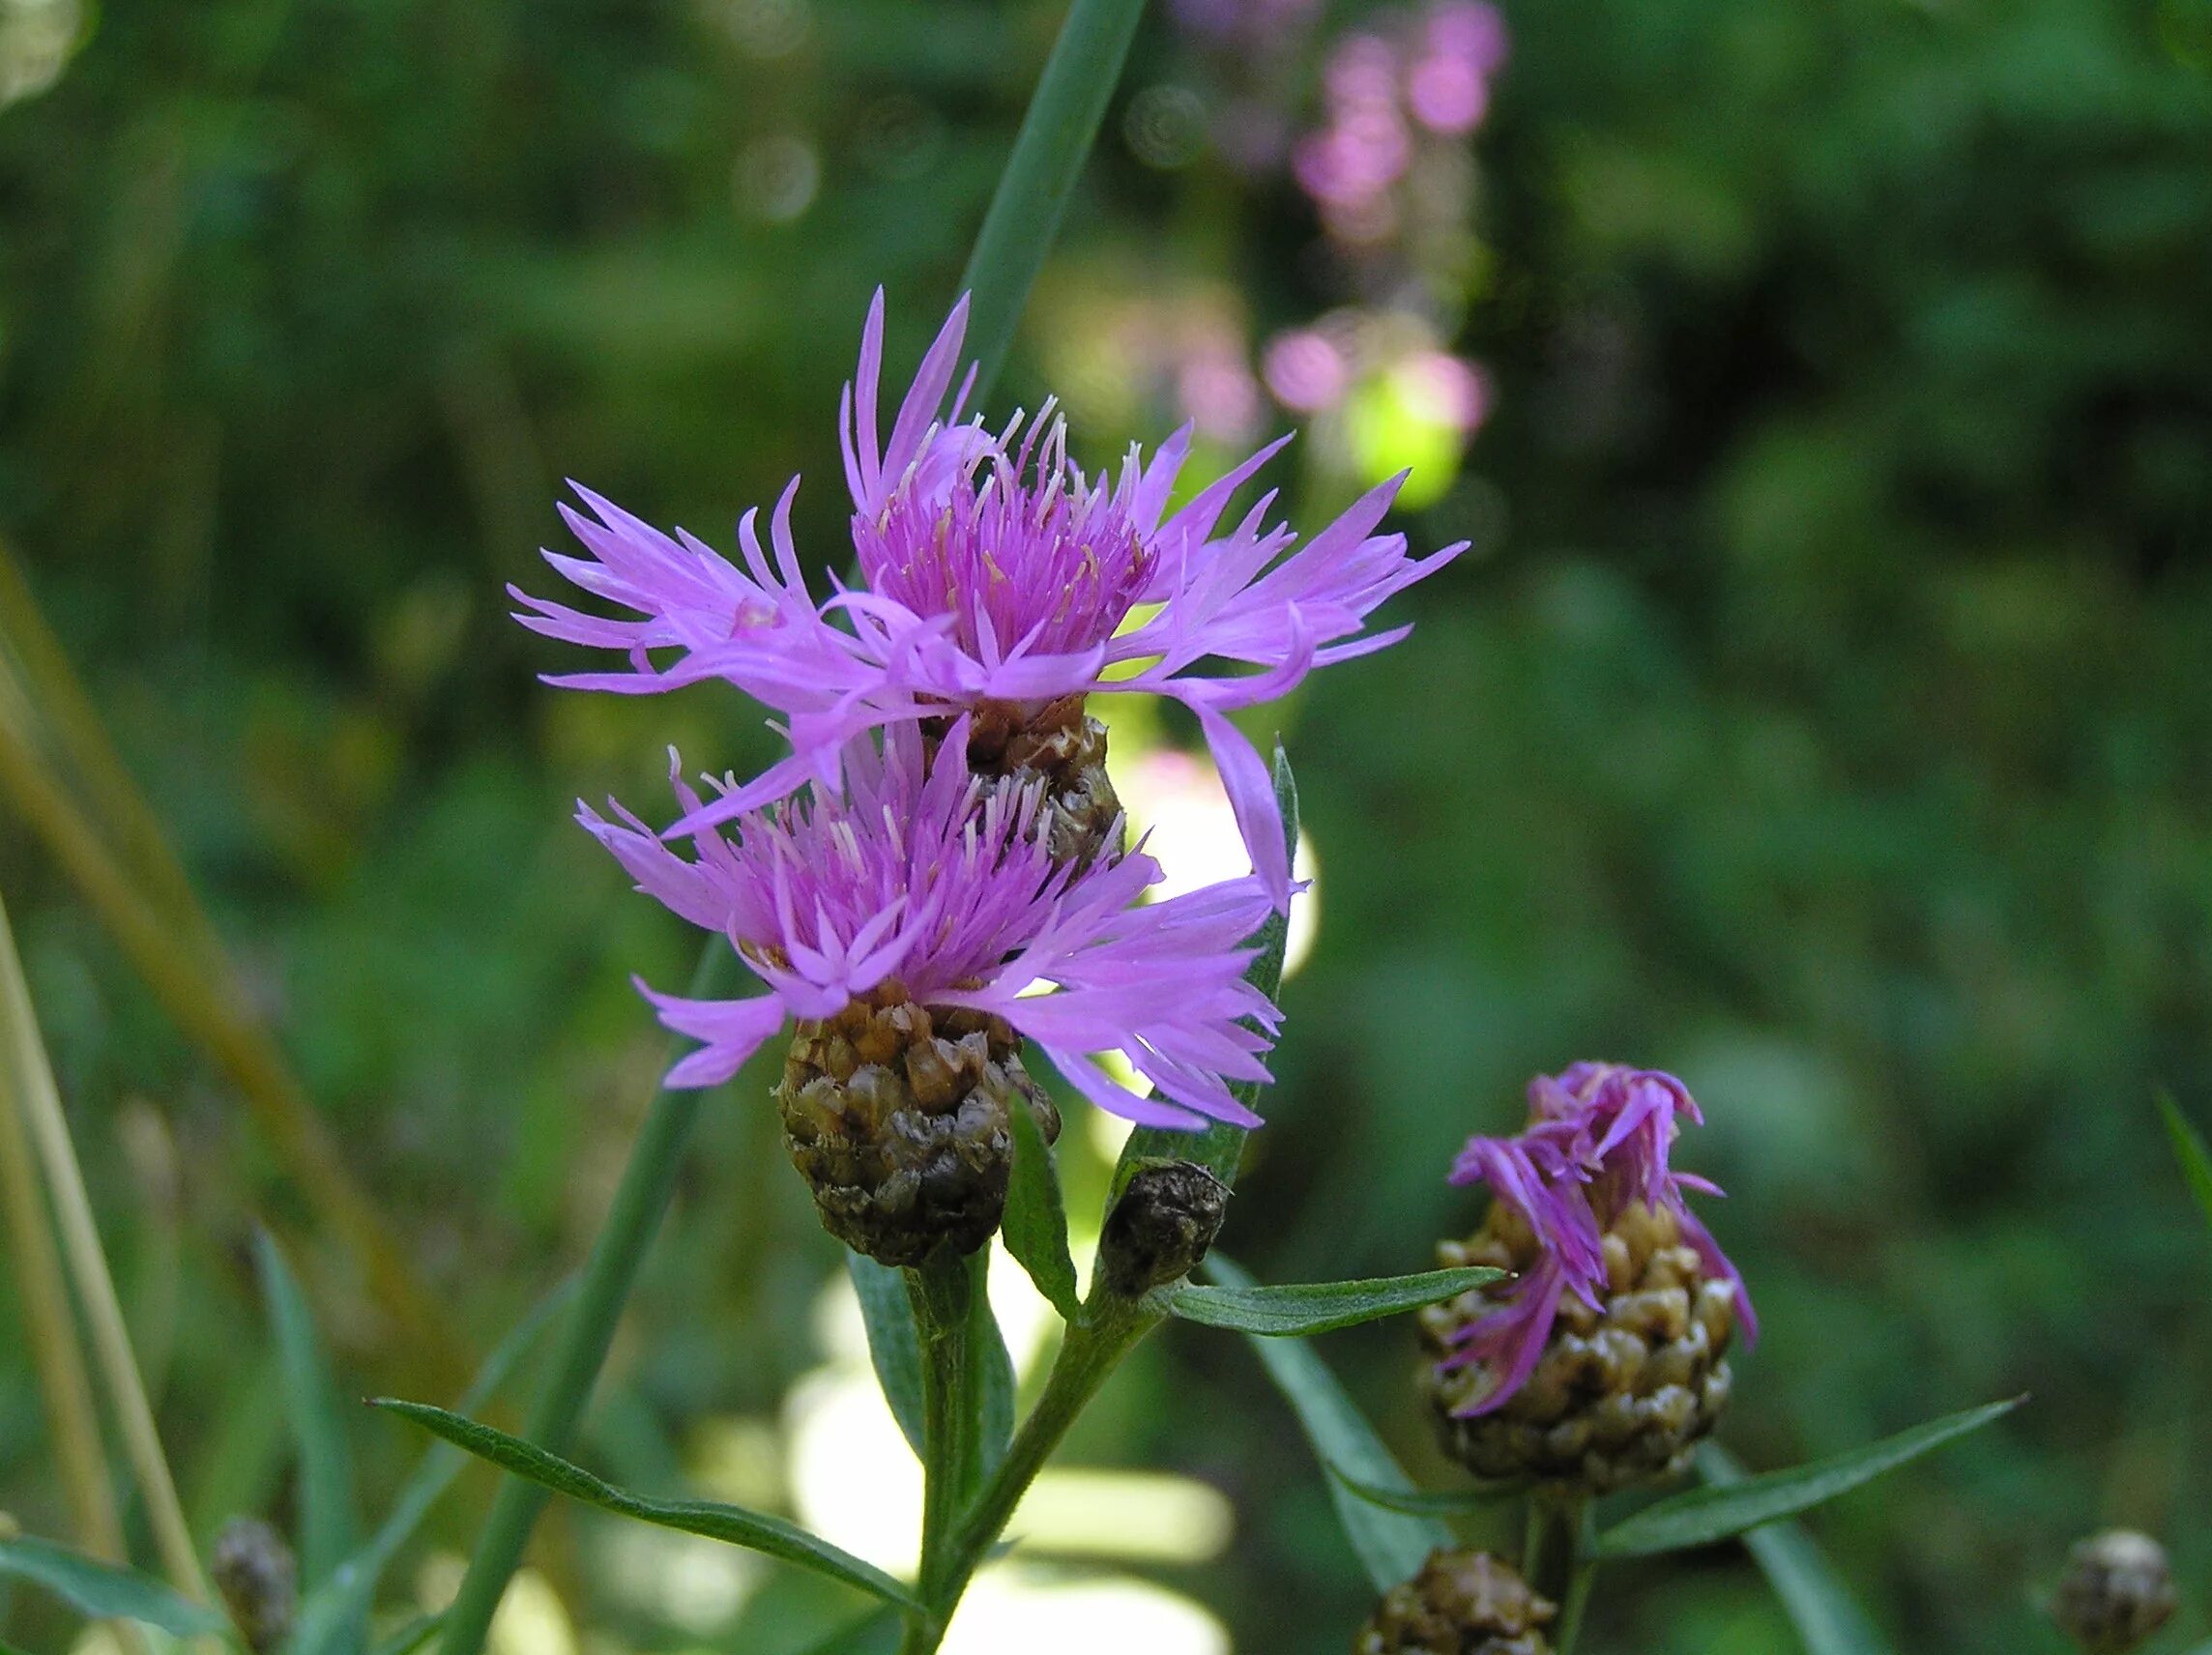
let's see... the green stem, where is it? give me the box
[898,1299,1157,1655]
[1523,1494,1592,1652]
[955,0,1150,401]
[1556,1557,1597,1655]
[906,1247,978,1607]
[434,941,742,1655]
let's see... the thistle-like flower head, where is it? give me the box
[582,719,1282,1129]
[515,290,1467,909]
[1441,1062,1755,1415]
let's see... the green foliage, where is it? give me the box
[252,1230,360,1594]
[847,1252,927,1459]
[1324,1466,1520,1518]
[1205,1255,1450,1592]
[1004,1096,1081,1321]
[1165,1266,1500,1336]
[0,1536,232,1640]
[371,1401,919,1609]
[1698,1445,1895,1655]
[2157,1089,2212,1239]
[1596,1400,2024,1559]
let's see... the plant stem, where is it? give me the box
[906,1247,978,1608]
[1522,1494,1595,1655]
[0,889,207,1603]
[895,1298,1157,1655]
[433,941,742,1655]
[0,992,122,1561]
[955,0,1150,402]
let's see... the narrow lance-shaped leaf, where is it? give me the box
[1324,1463,1521,1518]
[1167,1266,1500,1338]
[253,1230,359,1591]
[0,1536,231,1639]
[1203,1254,1449,1592]
[291,1277,577,1655]
[373,1400,919,1609]
[847,1252,926,1459]
[971,1249,1017,1481]
[372,1611,448,1655]
[1597,1397,2024,1559]
[1106,747,1297,1206]
[2157,1089,2212,1241]
[1698,1444,1894,1655]
[1004,1094,1080,1321]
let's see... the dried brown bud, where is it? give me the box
[213,1517,297,1655]
[2052,1530,2177,1653]
[1357,1549,1556,1655]
[1099,1161,1231,1296]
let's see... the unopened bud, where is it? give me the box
[213,1517,297,1655]
[1357,1549,1556,1655]
[2052,1530,2176,1653]
[1099,1161,1230,1296]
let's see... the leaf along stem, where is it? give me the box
[432,940,743,1655]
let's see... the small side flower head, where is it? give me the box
[583,720,1283,1264]
[516,289,1466,906]
[213,1517,298,1655]
[1357,1549,1556,1655]
[2052,1530,2177,1654]
[1419,1063,1755,1494]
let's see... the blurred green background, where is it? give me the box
[4,0,2212,1649]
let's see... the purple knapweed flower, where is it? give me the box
[514,291,1465,910]
[1441,1062,1755,1415]
[581,718,1283,1129]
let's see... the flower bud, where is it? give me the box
[212,1517,297,1655]
[1356,1549,1556,1655]
[1422,1199,1737,1494]
[2052,1530,2176,1653]
[1098,1160,1230,1296]
[778,981,1062,1267]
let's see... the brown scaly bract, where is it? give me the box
[778,981,1062,1267]
[1356,1550,1556,1655]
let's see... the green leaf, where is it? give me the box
[794,1607,904,1655]
[971,1250,1017,1481]
[1004,1097,1080,1321]
[253,1229,359,1590]
[372,1400,919,1609]
[1698,1445,1894,1655]
[1203,1254,1449,1592]
[0,1536,231,1638]
[1596,1398,2024,1559]
[1166,1266,1499,1337]
[1324,1463,1521,1517]
[847,1251,926,1459]
[371,1609,447,1655]
[292,1278,575,1655]
[1106,749,1297,1205]
[2157,1089,2212,1238]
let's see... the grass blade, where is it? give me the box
[289,1278,576,1655]
[252,1231,359,1591]
[1004,1098,1080,1321]
[2157,1089,2212,1238]
[848,1252,926,1459]
[1698,1445,1894,1655]
[0,1536,230,1639]
[372,1611,446,1655]
[1203,1254,1448,1592]
[1324,1463,1519,1517]
[1166,1267,1499,1337]
[1597,1398,2023,1559]
[374,1400,919,1609]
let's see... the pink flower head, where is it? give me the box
[581,719,1284,1129]
[512,291,1467,912]
[1440,1063,1756,1415]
